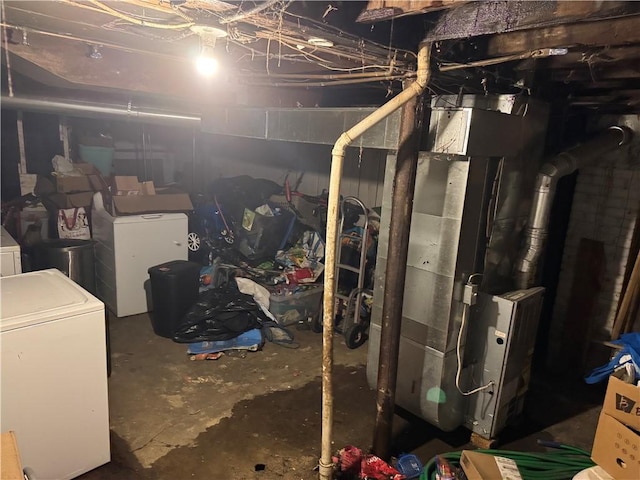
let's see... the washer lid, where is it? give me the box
[0,269,103,331]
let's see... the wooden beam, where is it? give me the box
[545,61,640,83]
[422,0,640,42]
[515,45,640,70]
[487,15,640,57]
[357,0,466,23]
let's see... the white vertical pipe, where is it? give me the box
[319,43,431,480]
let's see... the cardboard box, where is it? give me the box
[111,193,193,215]
[603,375,640,431]
[46,191,95,209]
[54,174,93,193]
[592,412,640,480]
[460,450,523,480]
[35,173,107,197]
[1,431,24,480]
[109,177,192,215]
[74,162,101,175]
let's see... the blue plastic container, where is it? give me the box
[78,144,114,176]
[396,454,423,479]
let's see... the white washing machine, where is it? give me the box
[0,269,110,479]
[0,225,22,276]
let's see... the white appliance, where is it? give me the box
[92,192,188,317]
[0,225,22,276]
[0,269,110,479]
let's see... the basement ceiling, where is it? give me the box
[1,1,640,113]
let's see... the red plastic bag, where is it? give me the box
[335,446,405,480]
[360,454,405,480]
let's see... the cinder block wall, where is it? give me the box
[551,115,640,358]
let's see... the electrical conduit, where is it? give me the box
[319,42,431,480]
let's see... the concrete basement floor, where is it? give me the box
[78,311,606,480]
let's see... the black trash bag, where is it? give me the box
[173,285,269,343]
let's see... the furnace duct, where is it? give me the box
[515,125,632,289]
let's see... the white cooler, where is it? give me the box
[91,192,188,317]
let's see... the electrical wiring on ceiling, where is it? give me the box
[283,8,417,61]
[251,75,411,88]
[219,0,284,24]
[62,0,195,29]
[87,0,195,29]
[176,0,415,76]
[0,22,188,60]
[8,0,416,86]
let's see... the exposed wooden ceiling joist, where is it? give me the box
[486,15,640,57]
[420,0,640,43]
[356,0,466,23]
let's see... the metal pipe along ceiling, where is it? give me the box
[0,95,201,127]
[515,125,633,289]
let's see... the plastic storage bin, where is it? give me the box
[79,145,114,176]
[269,284,323,326]
[148,260,201,338]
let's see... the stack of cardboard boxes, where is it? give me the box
[591,374,640,479]
[34,168,193,221]
[34,162,107,211]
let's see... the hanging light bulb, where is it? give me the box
[196,44,218,76]
[190,25,226,77]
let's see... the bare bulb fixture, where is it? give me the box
[196,45,218,76]
[190,25,227,77]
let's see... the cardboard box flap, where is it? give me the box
[461,451,523,480]
[114,176,142,195]
[89,174,109,192]
[604,376,640,431]
[112,193,192,215]
[140,181,156,195]
[34,176,57,197]
[73,162,100,175]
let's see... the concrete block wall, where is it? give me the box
[551,115,640,355]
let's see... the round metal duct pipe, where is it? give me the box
[515,125,633,289]
[1,95,201,127]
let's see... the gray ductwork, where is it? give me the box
[1,95,403,149]
[515,125,633,289]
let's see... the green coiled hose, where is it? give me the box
[420,441,595,480]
